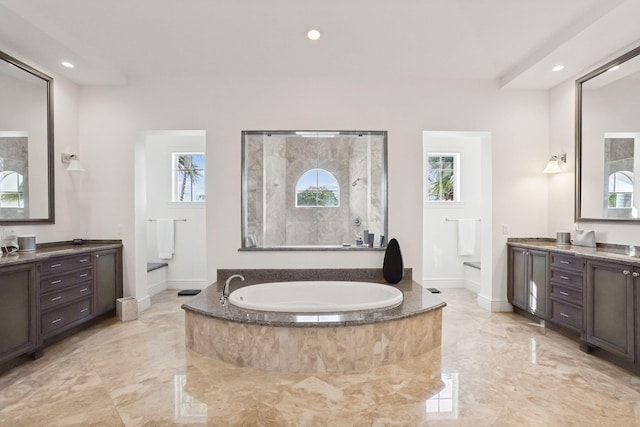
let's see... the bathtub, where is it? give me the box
[228,281,403,312]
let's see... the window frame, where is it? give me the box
[295,168,340,208]
[425,152,461,204]
[171,152,206,203]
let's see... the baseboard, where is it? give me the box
[476,293,512,312]
[148,281,168,297]
[464,279,481,294]
[166,280,209,290]
[138,295,151,313]
[423,277,482,293]
[422,278,466,289]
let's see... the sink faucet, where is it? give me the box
[220,274,245,304]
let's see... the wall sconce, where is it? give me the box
[543,154,567,174]
[61,153,85,173]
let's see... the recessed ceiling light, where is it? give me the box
[306,29,321,41]
[61,61,75,68]
[551,65,564,72]
[608,65,620,72]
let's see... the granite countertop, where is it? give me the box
[508,238,640,266]
[182,279,446,328]
[0,241,123,267]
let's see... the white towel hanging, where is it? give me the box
[156,219,175,259]
[457,219,475,256]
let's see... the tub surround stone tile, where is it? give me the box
[185,308,442,373]
[183,269,443,373]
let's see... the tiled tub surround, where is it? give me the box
[182,268,445,373]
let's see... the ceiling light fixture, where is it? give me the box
[551,65,564,72]
[306,28,321,41]
[61,61,75,68]
[607,65,620,72]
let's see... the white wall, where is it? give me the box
[78,75,549,309]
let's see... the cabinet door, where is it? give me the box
[508,247,527,310]
[586,260,634,360]
[0,263,37,363]
[94,249,123,315]
[528,249,549,319]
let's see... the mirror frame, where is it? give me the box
[0,51,54,225]
[240,130,388,250]
[575,45,640,222]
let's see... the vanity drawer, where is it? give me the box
[40,268,92,292]
[551,284,583,307]
[40,283,92,310]
[550,254,585,272]
[40,254,92,275]
[550,300,583,331]
[41,297,93,335]
[550,269,583,288]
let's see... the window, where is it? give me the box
[0,171,24,208]
[172,153,205,202]
[295,168,340,207]
[608,171,634,208]
[427,153,460,202]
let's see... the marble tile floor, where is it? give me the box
[1,288,640,426]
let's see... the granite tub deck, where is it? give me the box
[182,269,445,374]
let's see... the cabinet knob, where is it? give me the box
[633,272,639,278]
[623,270,631,275]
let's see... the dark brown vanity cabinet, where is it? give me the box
[0,263,37,362]
[508,246,549,319]
[549,253,585,332]
[585,259,636,362]
[0,242,123,368]
[39,253,94,339]
[94,249,121,315]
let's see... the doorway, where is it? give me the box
[422,131,492,307]
[134,130,207,311]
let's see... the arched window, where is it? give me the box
[0,171,24,208]
[608,171,634,208]
[295,168,340,207]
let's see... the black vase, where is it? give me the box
[383,238,403,284]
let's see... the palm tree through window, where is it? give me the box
[173,153,205,202]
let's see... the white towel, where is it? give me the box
[156,219,175,259]
[457,219,475,256]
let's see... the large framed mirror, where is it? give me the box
[576,45,640,221]
[241,131,388,250]
[0,51,54,224]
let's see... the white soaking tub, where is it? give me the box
[228,281,403,312]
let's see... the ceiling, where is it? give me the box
[0,0,639,89]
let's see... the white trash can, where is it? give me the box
[116,297,138,322]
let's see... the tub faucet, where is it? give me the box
[220,274,245,304]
